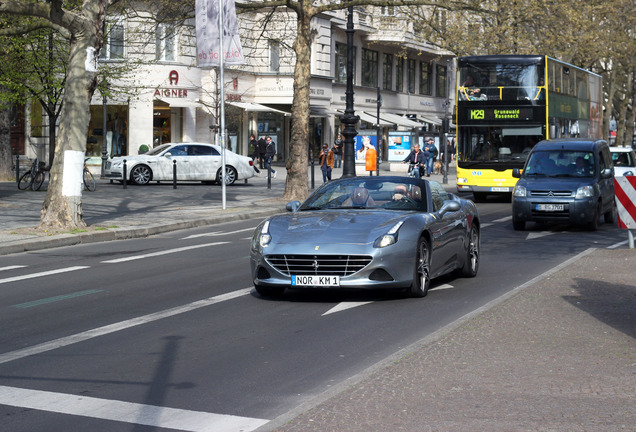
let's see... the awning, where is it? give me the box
[416,114,443,126]
[310,106,339,117]
[155,98,203,109]
[379,112,425,128]
[228,101,290,116]
[358,111,393,127]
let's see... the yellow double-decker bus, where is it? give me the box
[455,55,603,201]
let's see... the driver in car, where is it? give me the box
[392,184,408,201]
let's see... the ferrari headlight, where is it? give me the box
[374,221,404,248]
[258,220,272,247]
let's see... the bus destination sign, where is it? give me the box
[466,107,534,122]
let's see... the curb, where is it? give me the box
[0,206,286,256]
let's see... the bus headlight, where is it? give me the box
[457,177,468,184]
[513,185,526,197]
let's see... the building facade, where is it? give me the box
[16,4,455,169]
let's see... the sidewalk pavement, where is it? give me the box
[2,162,635,432]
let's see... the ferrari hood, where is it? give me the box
[268,210,412,245]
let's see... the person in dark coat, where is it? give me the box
[248,134,261,174]
[257,136,267,169]
[402,143,426,178]
[265,136,277,178]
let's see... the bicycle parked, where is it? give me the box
[18,157,96,192]
[18,158,48,191]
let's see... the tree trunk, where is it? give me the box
[283,12,312,202]
[0,89,12,181]
[39,1,105,230]
[47,104,58,168]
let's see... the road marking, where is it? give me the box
[526,231,562,240]
[323,301,373,316]
[430,284,454,291]
[0,266,89,285]
[181,227,255,240]
[607,239,629,249]
[481,223,494,228]
[0,265,26,272]
[493,216,512,223]
[0,288,252,365]
[101,242,229,263]
[11,289,104,309]
[0,386,268,432]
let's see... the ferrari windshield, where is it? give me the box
[299,178,428,211]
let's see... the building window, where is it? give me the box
[436,64,447,97]
[396,57,403,92]
[420,61,431,95]
[380,6,395,16]
[361,49,378,87]
[100,19,124,60]
[30,101,45,137]
[156,23,176,61]
[382,54,393,91]
[269,40,280,72]
[408,59,416,94]
[335,42,356,84]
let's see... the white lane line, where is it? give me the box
[493,216,512,223]
[0,288,252,365]
[0,265,27,272]
[323,302,373,316]
[181,227,256,240]
[0,386,268,432]
[430,284,454,291]
[0,266,89,285]
[607,239,629,249]
[101,242,229,263]
[481,223,494,228]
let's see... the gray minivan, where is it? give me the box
[511,139,614,231]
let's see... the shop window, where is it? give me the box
[87,105,128,157]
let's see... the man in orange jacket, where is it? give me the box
[319,144,335,182]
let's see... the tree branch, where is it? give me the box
[0,20,70,38]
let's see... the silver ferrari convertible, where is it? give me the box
[250,176,480,297]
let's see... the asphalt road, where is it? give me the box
[0,199,628,432]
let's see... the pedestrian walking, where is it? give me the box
[265,136,277,178]
[248,134,261,174]
[333,134,343,168]
[257,136,267,169]
[319,144,334,182]
[423,137,436,177]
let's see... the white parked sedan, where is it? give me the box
[610,146,636,177]
[104,143,255,185]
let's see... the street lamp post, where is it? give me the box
[101,89,108,178]
[340,4,359,178]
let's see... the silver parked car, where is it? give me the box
[104,143,255,185]
[250,176,480,297]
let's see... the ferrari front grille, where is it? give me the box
[265,254,373,277]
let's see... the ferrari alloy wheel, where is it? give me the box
[409,237,431,298]
[460,225,480,277]
[130,164,152,185]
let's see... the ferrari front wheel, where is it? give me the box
[460,225,480,277]
[409,237,431,298]
[255,284,285,297]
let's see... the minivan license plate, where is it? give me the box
[536,204,564,211]
[292,275,340,286]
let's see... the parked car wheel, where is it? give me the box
[586,202,601,231]
[408,237,431,298]
[216,166,237,186]
[604,201,616,224]
[130,164,152,185]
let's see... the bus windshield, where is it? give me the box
[458,62,543,102]
[458,126,544,166]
